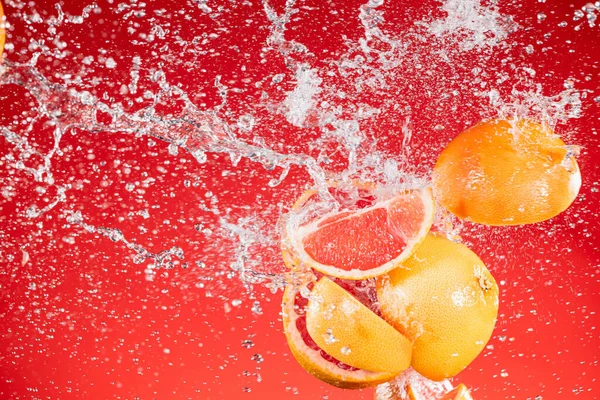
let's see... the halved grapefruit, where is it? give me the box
[282,183,434,280]
[281,277,412,389]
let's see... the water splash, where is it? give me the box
[423,0,519,51]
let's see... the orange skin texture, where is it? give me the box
[377,234,499,381]
[433,118,580,226]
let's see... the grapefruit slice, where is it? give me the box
[282,278,411,389]
[283,184,434,280]
[306,277,413,374]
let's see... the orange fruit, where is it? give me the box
[433,118,581,225]
[376,234,499,381]
[0,0,5,60]
[282,278,405,389]
[282,183,434,279]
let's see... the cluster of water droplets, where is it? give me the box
[0,0,590,301]
[1,0,597,396]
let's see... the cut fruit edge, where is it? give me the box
[282,186,435,280]
[374,368,465,400]
[439,383,473,400]
[282,283,400,389]
[306,277,413,374]
[374,368,452,399]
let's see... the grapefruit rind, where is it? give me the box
[284,187,435,280]
[282,284,398,389]
[432,118,581,226]
[306,277,413,374]
[376,234,499,381]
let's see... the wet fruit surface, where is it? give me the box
[377,234,499,381]
[284,185,434,279]
[433,119,581,226]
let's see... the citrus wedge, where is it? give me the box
[283,185,434,280]
[282,280,401,389]
[306,277,413,374]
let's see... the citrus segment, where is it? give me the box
[376,234,499,381]
[433,118,581,225]
[284,186,435,279]
[439,384,473,400]
[282,282,398,389]
[306,277,413,374]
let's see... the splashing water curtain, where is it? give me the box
[0,0,598,399]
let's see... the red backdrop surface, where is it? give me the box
[0,0,599,399]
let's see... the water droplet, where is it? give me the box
[251,354,263,363]
[341,346,351,356]
[168,143,179,156]
[241,340,255,349]
[105,57,117,68]
[26,206,41,218]
[191,150,207,163]
[324,329,338,344]
[367,0,384,7]
[108,229,124,242]
[251,301,263,315]
[237,115,255,132]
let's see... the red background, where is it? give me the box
[0,0,599,399]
